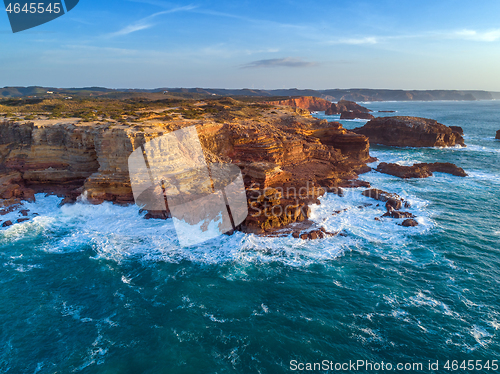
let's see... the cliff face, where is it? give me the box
[266,96,332,111]
[0,108,372,234]
[353,116,465,147]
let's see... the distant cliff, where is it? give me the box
[2,86,499,102]
[266,96,332,111]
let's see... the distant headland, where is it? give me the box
[1,86,500,102]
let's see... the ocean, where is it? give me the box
[1,101,499,373]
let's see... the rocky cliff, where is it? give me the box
[353,116,465,147]
[0,104,373,235]
[266,96,332,112]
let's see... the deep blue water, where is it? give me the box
[1,101,500,373]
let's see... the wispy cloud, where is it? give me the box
[108,5,197,37]
[241,57,317,69]
[448,29,500,42]
[323,29,500,46]
[333,36,379,45]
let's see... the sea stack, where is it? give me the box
[353,116,465,147]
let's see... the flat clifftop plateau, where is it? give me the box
[353,116,465,147]
[0,97,373,235]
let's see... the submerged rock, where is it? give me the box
[353,116,466,147]
[2,220,13,227]
[376,162,467,178]
[292,227,337,240]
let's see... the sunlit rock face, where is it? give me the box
[0,104,373,234]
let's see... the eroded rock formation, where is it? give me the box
[353,116,466,147]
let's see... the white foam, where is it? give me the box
[0,187,433,267]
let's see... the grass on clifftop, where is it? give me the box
[0,96,277,124]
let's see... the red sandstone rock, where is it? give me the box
[376,162,467,178]
[266,96,332,112]
[450,126,464,135]
[353,116,466,147]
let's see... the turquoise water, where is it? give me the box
[1,101,499,373]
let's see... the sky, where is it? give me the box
[1,0,500,90]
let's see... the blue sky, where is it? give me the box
[1,0,500,90]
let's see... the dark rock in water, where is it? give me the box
[383,211,415,219]
[402,219,419,227]
[362,188,405,207]
[17,218,30,223]
[326,100,372,115]
[292,227,337,240]
[2,220,13,227]
[385,198,402,211]
[496,130,500,140]
[144,210,171,220]
[340,110,375,120]
[450,126,464,135]
[353,116,466,147]
[19,209,29,217]
[376,162,467,178]
[378,110,395,113]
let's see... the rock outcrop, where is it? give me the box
[402,219,418,227]
[496,130,500,140]
[376,162,467,178]
[353,116,466,147]
[266,96,332,112]
[0,104,373,235]
[325,100,372,115]
[340,110,375,120]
